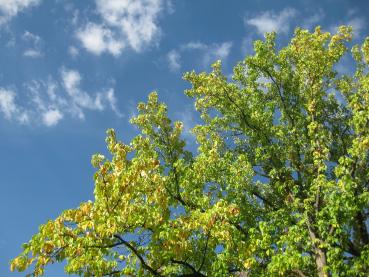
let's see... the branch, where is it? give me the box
[221,87,271,144]
[251,189,277,210]
[101,270,121,276]
[198,231,211,272]
[292,269,308,277]
[347,239,360,257]
[232,222,248,239]
[113,234,161,276]
[264,66,295,126]
[171,259,206,277]
[89,241,125,249]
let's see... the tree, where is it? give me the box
[11,26,369,276]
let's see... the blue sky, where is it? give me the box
[0,0,368,276]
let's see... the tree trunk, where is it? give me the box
[306,218,329,277]
[315,247,328,277]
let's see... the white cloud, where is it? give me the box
[340,9,366,37]
[22,31,43,58]
[45,79,58,101]
[61,68,80,92]
[175,105,197,143]
[25,79,70,123]
[105,88,122,117]
[213,42,233,60]
[184,41,233,67]
[17,112,29,123]
[76,23,124,56]
[96,0,162,51]
[22,30,40,43]
[23,49,42,57]
[302,10,324,30]
[245,8,297,35]
[77,0,165,56]
[328,14,366,39]
[180,41,207,51]
[61,68,122,119]
[0,0,41,25]
[347,17,366,37]
[0,71,121,127]
[167,41,233,72]
[167,50,181,72]
[0,88,17,118]
[165,0,174,14]
[241,36,254,56]
[42,109,63,126]
[0,88,29,123]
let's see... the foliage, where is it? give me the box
[11,26,369,276]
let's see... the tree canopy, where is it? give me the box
[11,26,369,276]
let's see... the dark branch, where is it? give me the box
[113,234,161,276]
[198,232,211,272]
[171,259,206,277]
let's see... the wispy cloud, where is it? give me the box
[76,0,165,56]
[176,107,195,138]
[0,0,41,26]
[167,41,233,72]
[301,10,325,30]
[167,50,181,72]
[61,68,122,119]
[174,105,198,146]
[245,8,297,35]
[347,17,366,37]
[0,88,18,119]
[328,10,366,38]
[0,88,29,123]
[241,36,254,56]
[68,46,79,57]
[105,88,122,117]
[181,42,207,50]
[23,49,42,57]
[22,31,43,58]
[210,42,233,61]
[0,70,122,127]
[22,30,40,43]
